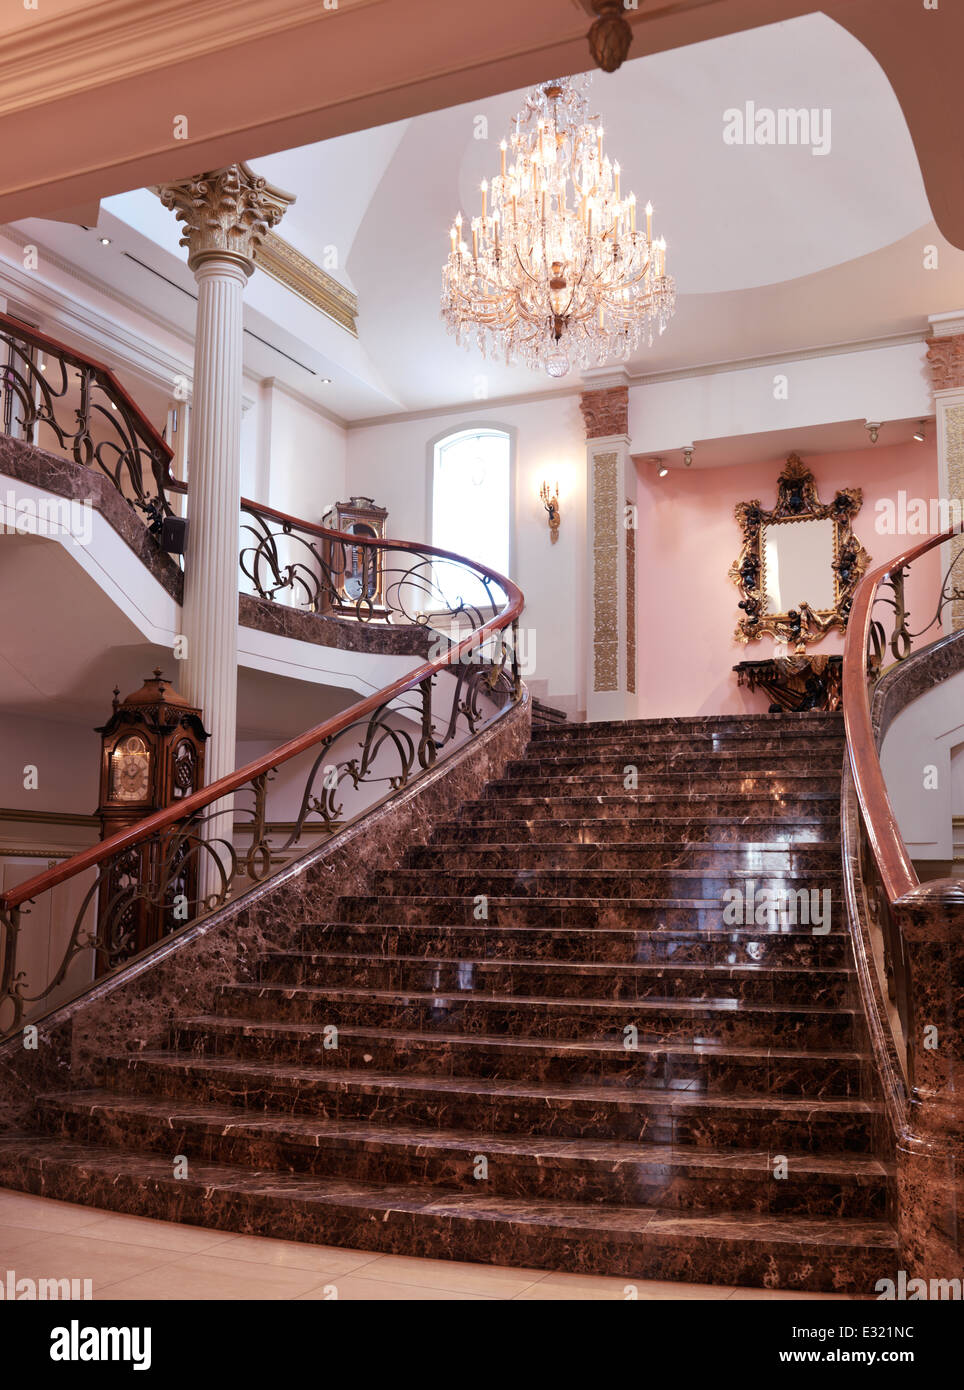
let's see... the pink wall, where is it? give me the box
[635,440,941,717]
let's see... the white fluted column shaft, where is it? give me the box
[182,257,247,785]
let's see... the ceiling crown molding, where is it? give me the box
[0,0,376,119]
[255,233,359,336]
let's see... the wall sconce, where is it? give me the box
[866,420,881,445]
[540,480,561,542]
[682,446,694,468]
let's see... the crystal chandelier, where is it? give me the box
[441,74,675,379]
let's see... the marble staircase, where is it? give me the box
[0,712,898,1293]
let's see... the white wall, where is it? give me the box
[346,395,588,715]
[627,341,931,455]
[881,668,964,861]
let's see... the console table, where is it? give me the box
[733,654,843,713]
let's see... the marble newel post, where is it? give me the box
[580,380,637,722]
[158,165,295,787]
[925,313,964,633]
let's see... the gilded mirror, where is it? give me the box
[728,454,870,646]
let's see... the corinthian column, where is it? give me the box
[158,164,295,787]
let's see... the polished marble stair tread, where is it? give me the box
[262,950,852,983]
[432,819,840,843]
[430,831,843,846]
[267,949,851,972]
[179,1014,863,1064]
[0,1135,895,1294]
[221,980,856,1013]
[35,1089,890,1180]
[80,1062,881,1117]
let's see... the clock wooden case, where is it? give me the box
[94,670,208,967]
[321,495,389,616]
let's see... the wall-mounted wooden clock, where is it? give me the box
[94,669,208,968]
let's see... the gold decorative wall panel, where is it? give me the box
[626,497,636,694]
[946,402,964,632]
[592,451,619,691]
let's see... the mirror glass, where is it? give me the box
[762,517,835,615]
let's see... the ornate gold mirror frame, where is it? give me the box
[728,453,871,646]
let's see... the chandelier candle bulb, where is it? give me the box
[645,200,653,240]
[481,181,487,219]
[614,161,620,199]
[500,141,507,177]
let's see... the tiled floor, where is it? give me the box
[0,1188,852,1300]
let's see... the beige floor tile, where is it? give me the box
[518,1271,736,1301]
[94,1252,334,1301]
[0,1190,105,1234]
[203,1231,382,1276]
[0,1222,52,1256]
[726,1287,855,1301]
[356,1253,544,1296]
[297,1274,495,1301]
[75,1212,232,1255]
[8,1231,183,1291]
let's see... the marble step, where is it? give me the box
[257,952,852,1007]
[484,771,841,797]
[215,982,857,1048]
[407,842,842,873]
[34,1090,889,1216]
[0,1135,897,1294]
[296,924,852,967]
[174,1016,867,1096]
[73,1060,881,1149]
[532,713,843,739]
[504,751,844,778]
[460,793,841,821]
[368,868,844,903]
[329,894,846,931]
[431,817,839,846]
[527,731,844,756]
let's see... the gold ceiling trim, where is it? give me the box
[255,232,358,337]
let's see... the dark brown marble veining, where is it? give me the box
[0,709,901,1293]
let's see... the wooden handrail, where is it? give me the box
[0,308,175,472]
[842,525,961,905]
[0,531,523,912]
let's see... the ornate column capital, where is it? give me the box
[925,333,964,393]
[579,385,629,440]
[157,161,295,276]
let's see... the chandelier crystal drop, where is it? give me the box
[441,74,676,379]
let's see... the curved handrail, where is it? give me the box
[0,308,182,519]
[842,525,960,904]
[0,535,523,915]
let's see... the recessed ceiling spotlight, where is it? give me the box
[913,421,926,442]
[320,377,332,384]
[98,237,111,246]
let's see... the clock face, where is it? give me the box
[110,734,151,803]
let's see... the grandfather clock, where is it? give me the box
[321,495,388,615]
[94,670,208,969]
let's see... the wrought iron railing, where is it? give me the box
[842,525,964,1074]
[0,309,182,536]
[240,497,502,628]
[0,535,524,1039]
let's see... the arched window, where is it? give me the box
[431,427,511,608]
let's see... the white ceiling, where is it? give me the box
[12,11,964,423]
